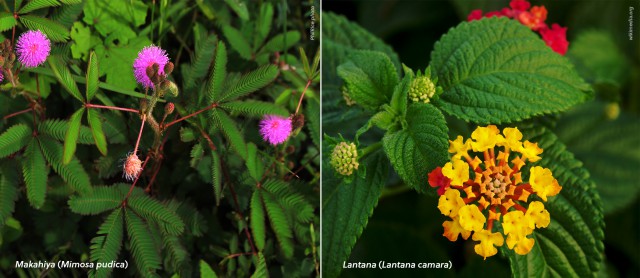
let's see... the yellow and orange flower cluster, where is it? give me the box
[429,125,561,259]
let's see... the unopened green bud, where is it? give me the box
[330,142,359,176]
[604,102,620,120]
[408,76,436,103]
[166,81,179,97]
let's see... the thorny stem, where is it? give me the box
[294,79,312,115]
[85,103,139,113]
[163,103,217,129]
[3,107,32,120]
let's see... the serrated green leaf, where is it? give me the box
[505,125,605,277]
[200,260,218,278]
[0,13,17,32]
[87,109,108,155]
[207,41,227,102]
[48,55,84,102]
[68,186,124,215]
[220,100,288,118]
[567,31,628,88]
[19,0,61,14]
[322,151,389,278]
[337,50,399,111]
[19,15,69,42]
[63,108,85,164]
[0,162,20,228]
[223,0,249,21]
[128,195,185,236]
[261,31,300,53]
[23,139,47,209]
[86,51,99,101]
[211,110,247,160]
[250,190,266,251]
[125,208,161,277]
[218,64,279,102]
[222,25,252,60]
[39,136,92,195]
[89,208,124,278]
[430,17,592,124]
[211,151,222,206]
[382,103,449,191]
[389,74,410,117]
[0,124,32,159]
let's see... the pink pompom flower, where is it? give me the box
[133,45,169,89]
[259,115,292,145]
[16,30,51,68]
[123,153,143,181]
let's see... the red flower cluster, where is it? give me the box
[467,0,568,55]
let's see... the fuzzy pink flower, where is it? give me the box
[133,45,169,89]
[16,30,51,68]
[259,115,292,145]
[123,153,143,181]
[540,24,569,55]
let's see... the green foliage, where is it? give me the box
[212,109,247,160]
[0,124,32,159]
[261,188,294,258]
[68,185,125,215]
[62,108,84,164]
[22,139,48,209]
[125,208,162,277]
[207,41,228,101]
[38,136,92,195]
[128,194,185,236]
[89,208,124,278]
[223,25,253,60]
[218,64,280,102]
[0,13,17,32]
[200,260,219,278]
[48,55,84,102]
[211,151,222,206]
[87,108,108,155]
[0,162,20,228]
[430,17,592,124]
[250,190,266,250]
[38,119,95,145]
[220,100,289,118]
[19,15,69,41]
[86,51,100,101]
[19,0,62,14]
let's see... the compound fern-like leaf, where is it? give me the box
[23,139,48,209]
[89,208,124,278]
[0,124,31,159]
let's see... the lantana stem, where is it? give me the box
[295,79,312,115]
[85,103,139,113]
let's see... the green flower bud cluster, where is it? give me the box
[330,142,359,176]
[409,75,436,103]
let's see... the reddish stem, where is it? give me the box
[85,103,139,113]
[133,117,146,154]
[123,155,151,204]
[3,107,33,120]
[163,103,217,129]
[295,80,312,115]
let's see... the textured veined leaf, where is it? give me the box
[337,50,399,111]
[261,31,300,53]
[200,260,219,278]
[218,64,279,102]
[322,151,389,278]
[185,35,217,90]
[250,190,266,251]
[223,0,249,21]
[211,151,222,206]
[430,17,592,124]
[250,253,268,278]
[89,208,124,278]
[0,162,20,228]
[504,125,605,277]
[48,55,83,101]
[261,190,294,258]
[87,109,108,155]
[23,139,48,209]
[0,124,31,159]
[382,103,449,192]
[63,108,85,164]
[207,41,227,102]
[19,0,61,14]
[125,209,161,277]
[222,25,252,60]
[38,119,95,144]
[39,136,92,195]
[220,100,288,118]
[19,15,69,42]
[86,51,99,101]
[127,195,185,236]
[68,186,124,215]
[0,12,17,32]
[211,110,247,160]
[254,3,273,47]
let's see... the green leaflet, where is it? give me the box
[87,109,108,155]
[68,185,124,215]
[19,15,69,42]
[211,151,222,206]
[125,208,161,277]
[322,151,389,278]
[200,260,219,278]
[207,41,228,102]
[430,17,592,124]
[38,119,98,145]
[505,125,605,277]
[211,110,247,160]
[89,208,124,278]
[0,124,32,159]
[39,136,92,195]
[185,35,217,90]
[567,31,628,89]
[19,0,61,14]
[254,4,273,48]
[261,189,294,259]
[48,55,84,102]
[245,143,264,182]
[86,51,100,101]
[223,0,249,21]
[0,162,19,228]
[23,139,48,209]
[250,190,266,251]
[220,100,288,118]
[63,108,85,164]
[0,12,17,32]
[218,64,279,102]
[261,31,300,54]
[554,101,640,214]
[251,253,268,278]
[222,25,252,60]
[337,50,399,111]
[128,195,185,236]
[382,103,449,192]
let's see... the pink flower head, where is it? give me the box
[540,24,569,55]
[16,30,51,68]
[510,0,531,12]
[123,153,143,181]
[467,9,483,21]
[259,115,292,145]
[133,45,169,89]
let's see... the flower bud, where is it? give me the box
[166,81,179,97]
[146,65,156,80]
[330,142,359,176]
[605,102,620,120]
[164,102,175,116]
[409,75,436,103]
[164,62,174,76]
[291,113,305,130]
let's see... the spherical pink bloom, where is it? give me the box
[259,115,292,145]
[133,45,169,89]
[123,153,143,181]
[540,24,569,55]
[16,30,51,68]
